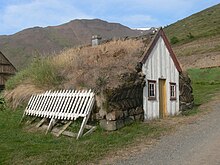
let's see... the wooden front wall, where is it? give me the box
[142,36,179,120]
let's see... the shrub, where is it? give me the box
[187,32,194,39]
[5,69,29,90]
[170,36,179,44]
[5,57,64,90]
[28,57,64,87]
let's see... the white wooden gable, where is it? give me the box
[141,28,182,120]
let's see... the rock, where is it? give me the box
[106,110,123,121]
[124,117,134,125]
[135,107,144,114]
[100,119,124,131]
[134,114,144,121]
[128,108,136,116]
[123,110,128,118]
[129,116,135,120]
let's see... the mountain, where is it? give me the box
[0,19,147,69]
[164,3,220,69]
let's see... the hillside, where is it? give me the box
[0,19,147,69]
[165,4,220,41]
[164,3,220,69]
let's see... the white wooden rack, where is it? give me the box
[21,90,95,139]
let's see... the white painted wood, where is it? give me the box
[142,36,180,120]
[23,89,95,139]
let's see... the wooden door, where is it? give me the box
[159,79,167,118]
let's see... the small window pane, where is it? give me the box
[148,80,156,100]
[170,83,176,100]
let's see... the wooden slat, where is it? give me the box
[61,90,73,120]
[23,89,95,139]
[67,90,81,120]
[41,91,52,117]
[55,121,73,137]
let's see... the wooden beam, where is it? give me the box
[55,121,73,137]
[36,118,47,128]
[83,126,97,137]
[46,118,57,134]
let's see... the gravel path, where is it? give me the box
[114,102,220,165]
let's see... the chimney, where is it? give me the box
[92,35,102,46]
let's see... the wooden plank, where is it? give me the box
[67,90,80,120]
[54,121,73,137]
[51,128,77,137]
[36,91,48,117]
[30,94,41,116]
[54,90,67,119]
[79,93,90,116]
[25,116,37,125]
[46,91,59,118]
[83,126,97,137]
[50,90,64,119]
[26,95,37,115]
[38,91,51,117]
[46,117,56,134]
[60,90,74,120]
[34,94,44,116]
[77,97,95,139]
[75,90,86,115]
[41,124,77,137]
[45,91,58,118]
[41,91,52,117]
[36,118,47,128]
[58,90,72,120]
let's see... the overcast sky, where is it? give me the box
[0,0,219,35]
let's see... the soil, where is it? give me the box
[178,52,220,70]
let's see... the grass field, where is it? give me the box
[188,67,220,105]
[0,108,166,164]
[1,67,220,164]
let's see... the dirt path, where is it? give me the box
[110,95,220,165]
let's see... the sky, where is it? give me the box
[0,0,219,35]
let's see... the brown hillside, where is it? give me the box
[0,19,147,69]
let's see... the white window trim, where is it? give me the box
[148,80,156,100]
[170,82,176,100]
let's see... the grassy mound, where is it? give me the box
[4,38,148,108]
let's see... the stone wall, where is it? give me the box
[94,71,145,131]
[179,72,194,111]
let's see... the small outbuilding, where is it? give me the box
[97,28,189,130]
[0,51,17,90]
[141,28,182,120]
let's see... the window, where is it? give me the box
[170,82,176,100]
[148,80,156,100]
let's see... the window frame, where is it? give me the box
[170,82,177,100]
[148,80,156,100]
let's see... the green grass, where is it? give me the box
[164,3,220,44]
[188,67,220,105]
[181,67,220,116]
[0,108,166,164]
